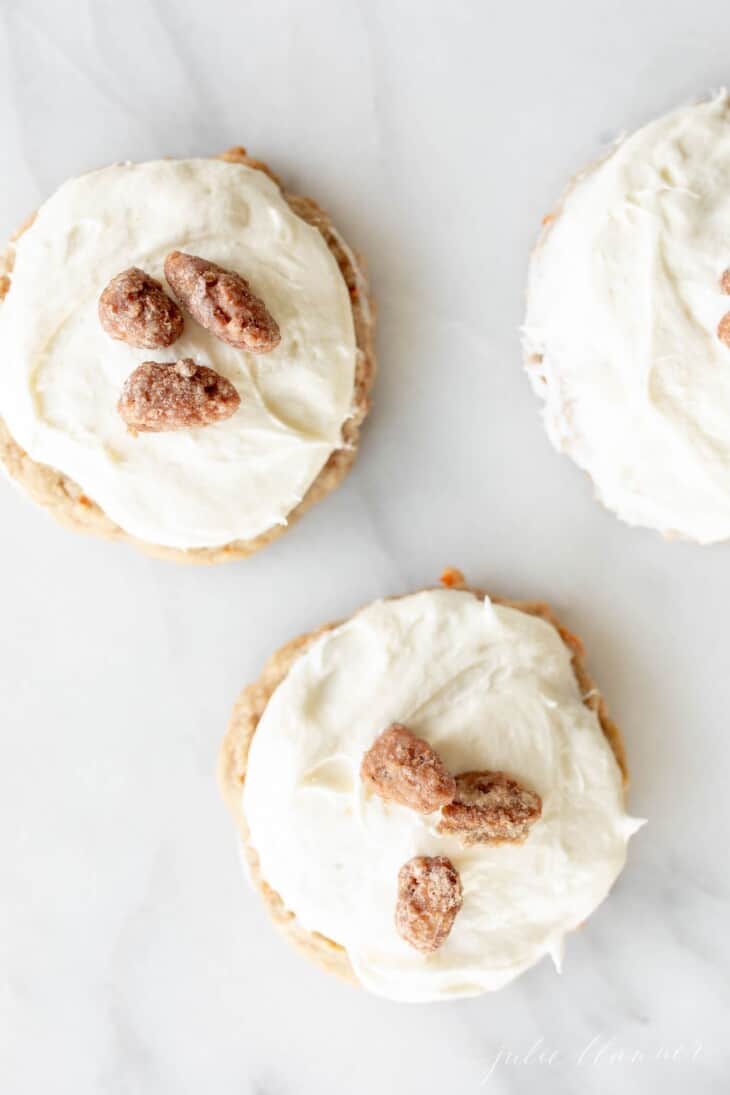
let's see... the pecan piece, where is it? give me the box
[164,251,280,352]
[395,856,462,953]
[438,771,542,846]
[720,269,730,295]
[718,312,730,348]
[99,267,183,348]
[118,359,240,433]
[361,724,456,813]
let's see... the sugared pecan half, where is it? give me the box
[361,724,456,813]
[118,358,240,433]
[99,267,183,348]
[395,856,463,953]
[164,251,280,353]
[438,770,542,846]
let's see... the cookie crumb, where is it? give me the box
[440,567,465,589]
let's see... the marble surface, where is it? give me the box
[1,1,729,1091]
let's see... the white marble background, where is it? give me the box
[0,0,728,1092]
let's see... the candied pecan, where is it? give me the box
[164,251,280,352]
[438,770,542,845]
[718,312,730,348]
[395,856,462,953]
[361,724,456,813]
[118,358,240,433]
[99,267,183,348]
[720,269,730,295]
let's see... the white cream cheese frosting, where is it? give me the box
[0,159,358,548]
[243,590,640,1002]
[524,93,730,543]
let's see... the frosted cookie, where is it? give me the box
[219,574,641,1002]
[524,93,730,543]
[0,149,375,562]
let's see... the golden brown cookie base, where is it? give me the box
[218,583,630,988]
[0,148,376,563]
